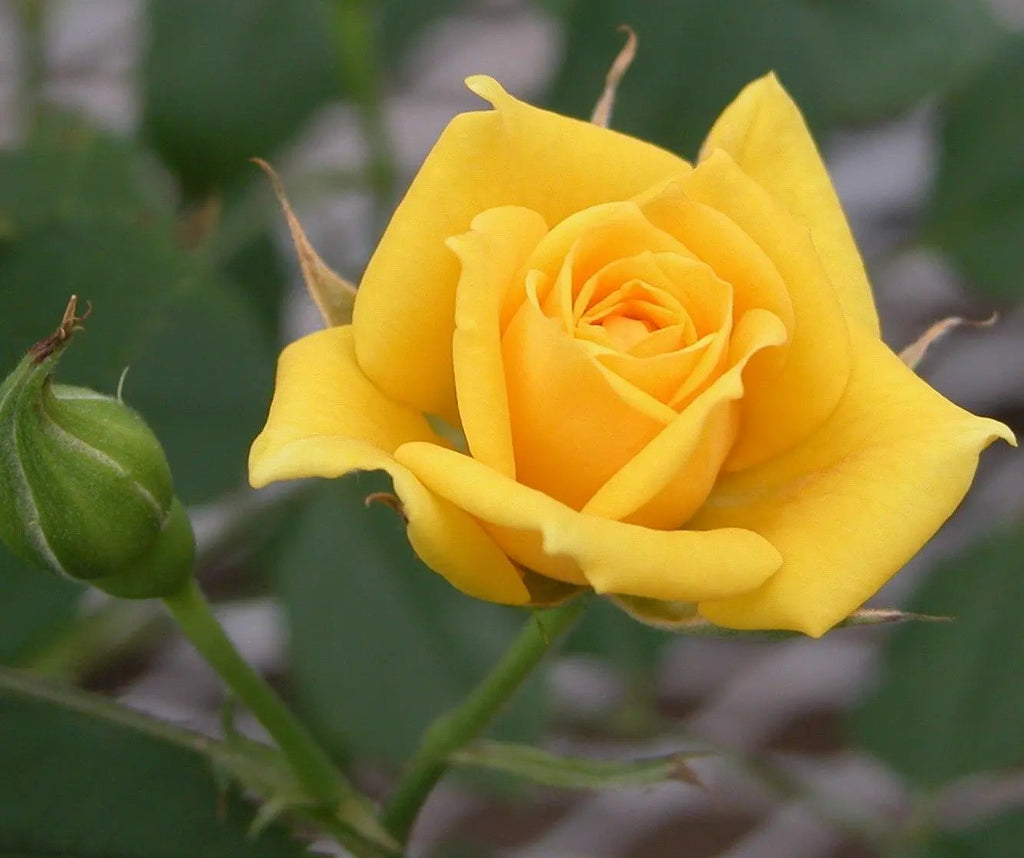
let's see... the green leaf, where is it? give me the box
[0,124,274,503]
[0,216,273,503]
[850,528,1024,788]
[0,546,81,665]
[141,0,339,195]
[546,0,1003,157]
[924,35,1024,300]
[220,229,290,341]
[908,810,1024,857]
[0,673,311,858]
[267,477,548,763]
[0,114,164,231]
[450,739,705,791]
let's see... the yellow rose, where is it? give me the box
[249,74,1013,636]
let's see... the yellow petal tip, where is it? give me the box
[465,74,507,106]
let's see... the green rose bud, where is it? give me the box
[0,297,194,599]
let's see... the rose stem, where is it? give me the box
[382,596,589,843]
[163,578,386,846]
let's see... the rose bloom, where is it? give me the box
[250,74,1013,636]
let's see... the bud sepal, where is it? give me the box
[0,297,194,598]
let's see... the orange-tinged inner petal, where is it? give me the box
[513,202,693,331]
[582,307,787,529]
[503,296,673,512]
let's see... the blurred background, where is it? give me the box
[1,1,1023,856]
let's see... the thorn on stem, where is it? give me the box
[533,612,551,646]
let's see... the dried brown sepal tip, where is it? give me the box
[591,26,638,129]
[668,755,706,790]
[252,158,357,327]
[900,312,998,370]
[30,294,92,364]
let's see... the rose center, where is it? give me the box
[576,278,694,354]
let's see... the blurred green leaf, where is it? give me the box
[0,681,310,857]
[220,229,289,340]
[0,547,81,665]
[268,477,548,763]
[925,35,1024,300]
[850,528,1024,788]
[0,121,274,503]
[375,0,466,61]
[0,216,272,503]
[908,810,1024,857]
[546,0,1003,157]
[0,115,164,231]
[141,0,339,196]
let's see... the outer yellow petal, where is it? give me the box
[249,326,441,482]
[395,442,783,603]
[449,206,549,479]
[256,437,529,604]
[701,73,879,334]
[249,327,528,603]
[353,76,690,424]
[694,325,1015,636]
[679,152,852,471]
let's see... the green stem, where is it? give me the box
[162,578,344,810]
[382,597,588,842]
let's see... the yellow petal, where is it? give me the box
[249,326,442,487]
[395,442,783,603]
[582,308,787,529]
[503,296,671,511]
[694,324,1015,637]
[525,204,695,340]
[353,76,690,424]
[449,206,549,479]
[637,183,794,332]
[258,437,529,604]
[679,151,852,471]
[701,73,879,334]
[581,252,734,407]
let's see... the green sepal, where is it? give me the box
[449,739,707,791]
[612,594,949,637]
